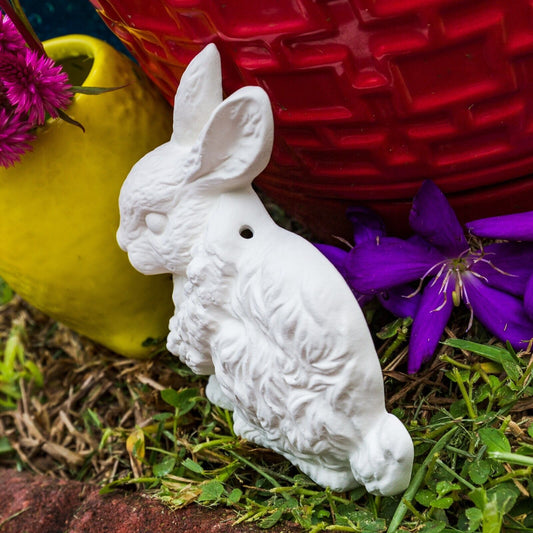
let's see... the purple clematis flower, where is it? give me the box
[467,211,533,321]
[346,181,533,373]
[467,211,533,241]
[315,206,420,318]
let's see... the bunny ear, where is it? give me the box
[189,86,274,189]
[171,43,223,145]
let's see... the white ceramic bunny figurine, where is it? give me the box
[117,44,413,495]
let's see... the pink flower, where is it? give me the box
[0,48,72,125]
[0,13,25,55]
[0,108,35,167]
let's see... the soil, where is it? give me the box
[0,468,302,533]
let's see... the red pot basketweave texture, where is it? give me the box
[90,0,533,239]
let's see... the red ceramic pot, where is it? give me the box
[89,0,533,239]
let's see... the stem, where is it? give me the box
[423,421,460,441]
[435,458,476,491]
[233,508,266,525]
[401,498,425,522]
[488,452,533,468]
[499,415,511,433]
[308,524,327,533]
[440,355,472,370]
[226,450,282,490]
[270,486,352,505]
[488,467,532,488]
[453,368,477,420]
[381,336,404,364]
[445,445,475,459]
[517,352,533,388]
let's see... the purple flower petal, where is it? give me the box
[466,275,533,350]
[523,274,533,321]
[314,244,349,276]
[346,206,386,246]
[378,284,420,318]
[409,180,468,256]
[472,242,533,296]
[466,211,533,241]
[345,236,444,294]
[408,278,454,373]
[314,243,371,304]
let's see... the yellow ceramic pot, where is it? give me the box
[0,35,174,358]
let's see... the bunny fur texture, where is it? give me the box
[117,44,413,496]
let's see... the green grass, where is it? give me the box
[0,319,43,410]
[97,321,533,532]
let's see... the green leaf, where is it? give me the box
[435,480,460,496]
[0,278,13,305]
[465,507,483,532]
[24,360,43,387]
[468,485,519,533]
[415,489,436,507]
[468,460,492,485]
[71,84,127,95]
[449,399,468,418]
[182,458,204,474]
[445,368,470,383]
[0,436,13,454]
[153,456,176,477]
[501,360,522,383]
[478,427,511,453]
[528,425,533,439]
[226,488,242,505]
[443,339,519,365]
[487,485,518,515]
[293,474,316,487]
[419,521,446,533]
[473,384,491,404]
[260,508,284,529]
[57,108,85,132]
[376,317,411,340]
[349,486,368,501]
[362,521,387,533]
[198,480,224,502]
[361,516,387,533]
[152,412,173,422]
[160,388,199,415]
[430,496,454,509]
[84,408,103,429]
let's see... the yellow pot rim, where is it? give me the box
[43,34,114,90]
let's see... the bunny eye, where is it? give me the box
[145,212,168,234]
